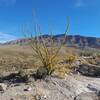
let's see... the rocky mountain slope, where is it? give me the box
[2,35,100,49]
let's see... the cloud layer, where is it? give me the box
[0,32,17,43]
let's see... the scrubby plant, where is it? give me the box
[96,53,100,58]
[55,65,68,79]
[23,19,70,79]
[34,67,48,80]
[66,54,76,65]
[17,70,30,82]
[79,51,93,57]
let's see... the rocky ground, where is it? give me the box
[0,73,100,100]
[0,46,100,100]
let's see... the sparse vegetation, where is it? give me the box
[22,19,70,79]
[66,54,77,65]
[79,51,93,57]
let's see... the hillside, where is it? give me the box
[2,35,100,49]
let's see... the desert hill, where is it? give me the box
[2,35,100,49]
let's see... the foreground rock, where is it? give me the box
[77,64,100,77]
[0,74,100,100]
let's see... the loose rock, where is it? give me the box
[77,64,100,77]
[0,83,7,92]
[74,92,100,100]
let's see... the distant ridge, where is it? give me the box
[2,35,100,49]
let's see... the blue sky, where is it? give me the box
[0,0,100,43]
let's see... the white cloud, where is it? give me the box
[75,0,85,7]
[0,0,16,7]
[0,32,17,43]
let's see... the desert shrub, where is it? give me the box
[55,65,69,79]
[66,54,76,65]
[79,51,93,57]
[34,67,48,80]
[96,53,100,58]
[17,70,30,81]
[23,19,70,79]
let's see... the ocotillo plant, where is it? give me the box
[23,19,70,78]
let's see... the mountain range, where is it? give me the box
[2,35,100,49]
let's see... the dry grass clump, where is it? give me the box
[66,54,77,65]
[54,65,69,79]
[79,51,93,57]
[97,54,100,58]
[95,53,100,59]
[54,53,77,79]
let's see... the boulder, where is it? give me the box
[77,64,100,77]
